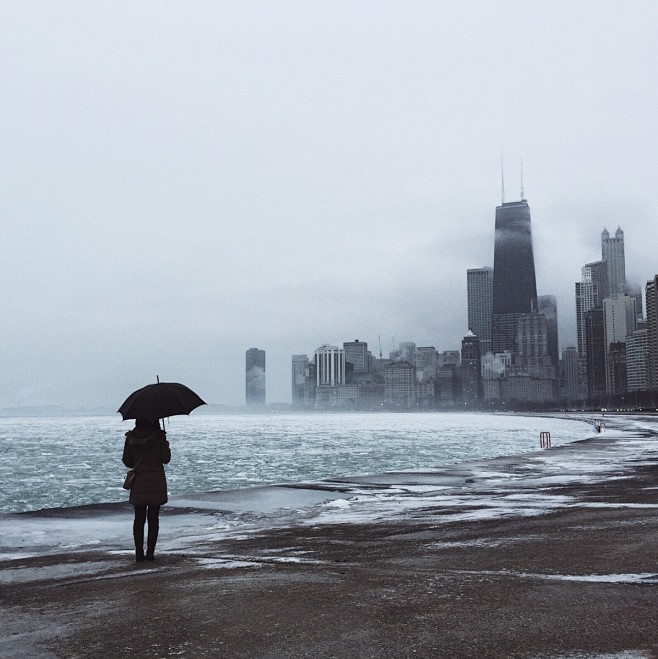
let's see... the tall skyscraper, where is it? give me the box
[461,331,482,408]
[562,346,579,403]
[245,348,266,406]
[646,276,658,391]
[467,266,494,355]
[585,308,606,399]
[538,295,559,373]
[575,260,608,399]
[601,227,626,296]
[491,200,538,354]
[291,354,309,407]
[575,280,596,358]
[626,328,649,392]
[587,260,610,306]
[626,281,644,321]
[575,261,608,358]
[603,295,636,394]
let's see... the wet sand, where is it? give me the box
[2,414,658,658]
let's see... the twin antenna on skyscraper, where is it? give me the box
[500,156,525,203]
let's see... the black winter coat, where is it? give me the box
[122,428,171,506]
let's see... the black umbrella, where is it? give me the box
[118,381,206,422]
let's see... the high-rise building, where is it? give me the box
[562,347,579,403]
[575,279,596,358]
[492,199,538,354]
[538,295,559,372]
[384,361,416,408]
[575,261,608,357]
[516,313,552,375]
[626,329,649,392]
[315,345,345,387]
[607,342,627,397]
[467,266,494,355]
[586,260,610,306]
[343,340,370,374]
[461,331,482,408]
[585,308,606,399]
[575,260,609,400]
[291,354,310,407]
[626,281,644,321]
[646,276,658,391]
[601,227,626,296]
[603,295,637,394]
[245,348,266,406]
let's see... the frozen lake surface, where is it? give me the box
[0,412,593,513]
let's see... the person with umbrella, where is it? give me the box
[118,380,205,562]
[122,419,171,562]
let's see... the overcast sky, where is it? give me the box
[2,1,657,409]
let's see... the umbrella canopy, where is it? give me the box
[118,382,206,421]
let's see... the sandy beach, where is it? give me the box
[2,413,658,658]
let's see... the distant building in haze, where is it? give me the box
[414,346,439,382]
[601,227,626,296]
[626,281,644,321]
[245,348,266,406]
[603,295,636,395]
[538,295,559,369]
[384,361,416,408]
[562,346,579,403]
[291,354,316,408]
[467,266,494,355]
[343,340,370,374]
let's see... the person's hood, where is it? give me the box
[126,428,160,446]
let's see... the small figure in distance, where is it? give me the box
[122,418,171,562]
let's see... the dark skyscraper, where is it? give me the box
[245,348,266,406]
[461,331,482,408]
[467,267,494,355]
[585,308,606,399]
[491,200,538,354]
[538,295,559,372]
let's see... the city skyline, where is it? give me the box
[3,3,658,409]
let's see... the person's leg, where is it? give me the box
[133,505,147,562]
[146,505,161,560]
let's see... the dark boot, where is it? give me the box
[146,521,159,561]
[134,523,145,562]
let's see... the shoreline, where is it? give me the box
[2,413,658,657]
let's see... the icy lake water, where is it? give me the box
[0,412,593,514]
